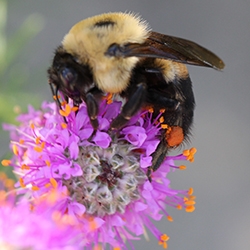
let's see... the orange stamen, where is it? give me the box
[1,159,11,167]
[159,116,164,123]
[107,98,113,104]
[158,234,169,249]
[104,93,113,100]
[71,106,79,112]
[189,195,196,200]
[179,165,186,170]
[45,183,51,188]
[60,101,67,107]
[21,164,30,170]
[19,178,26,188]
[167,215,173,222]
[32,185,40,191]
[188,187,194,195]
[183,147,197,162]
[35,137,41,144]
[185,205,195,213]
[59,104,71,117]
[53,95,60,100]
[184,200,196,206]
[50,178,58,189]
[34,146,43,153]
[176,204,182,210]
[113,247,121,250]
[161,124,169,129]
[41,141,45,149]
[190,147,197,155]
[30,123,35,129]
[104,93,113,104]
[148,107,154,113]
[61,122,68,129]
[45,160,51,167]
[12,144,19,156]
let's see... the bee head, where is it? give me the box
[48,46,94,103]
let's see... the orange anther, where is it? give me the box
[19,178,26,188]
[184,200,196,206]
[167,215,173,222]
[45,183,51,188]
[185,205,195,213]
[50,178,58,189]
[148,107,154,113]
[188,187,194,195]
[34,146,43,153]
[61,122,68,129]
[59,104,71,117]
[159,116,164,123]
[45,160,51,167]
[158,234,169,249]
[71,106,79,112]
[35,137,41,144]
[1,160,11,167]
[179,165,186,170]
[12,144,19,155]
[32,186,40,191]
[21,164,30,170]
[30,123,35,129]
[161,124,168,129]
[176,204,182,210]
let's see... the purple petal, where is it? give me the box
[122,126,147,147]
[140,156,152,168]
[69,137,79,160]
[92,131,111,148]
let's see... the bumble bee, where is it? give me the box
[48,12,224,178]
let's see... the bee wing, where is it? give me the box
[124,31,225,70]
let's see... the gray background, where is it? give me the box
[1,0,250,249]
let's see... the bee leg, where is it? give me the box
[86,92,99,141]
[147,137,168,181]
[152,139,168,171]
[111,82,146,129]
[146,167,153,182]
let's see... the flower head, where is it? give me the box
[3,97,196,249]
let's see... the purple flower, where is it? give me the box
[0,178,85,250]
[3,97,196,249]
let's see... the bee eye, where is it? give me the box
[61,67,77,86]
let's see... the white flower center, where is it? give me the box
[63,142,147,217]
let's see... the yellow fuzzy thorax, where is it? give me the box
[62,12,150,92]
